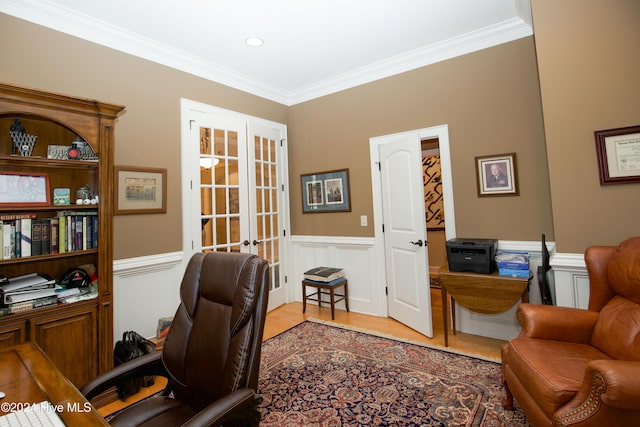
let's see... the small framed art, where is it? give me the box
[0,171,50,206]
[594,125,640,185]
[301,169,351,213]
[475,153,519,197]
[115,166,167,215]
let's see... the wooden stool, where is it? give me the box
[302,278,349,320]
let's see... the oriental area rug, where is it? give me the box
[257,320,528,426]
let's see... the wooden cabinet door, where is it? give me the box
[0,320,27,349]
[30,303,98,387]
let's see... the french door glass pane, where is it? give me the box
[201,126,242,253]
[253,135,281,291]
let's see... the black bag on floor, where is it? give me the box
[113,330,156,400]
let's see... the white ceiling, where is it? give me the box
[2,0,532,105]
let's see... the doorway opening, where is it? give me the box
[369,125,456,336]
[420,138,447,289]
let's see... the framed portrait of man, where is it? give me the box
[475,153,519,197]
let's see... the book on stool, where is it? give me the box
[303,266,344,282]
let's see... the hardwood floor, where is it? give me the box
[97,288,506,416]
[266,288,506,360]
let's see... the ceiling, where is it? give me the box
[2,0,532,105]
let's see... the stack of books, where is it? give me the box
[0,273,60,315]
[303,267,345,283]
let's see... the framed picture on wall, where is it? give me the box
[301,169,351,213]
[115,166,167,215]
[594,125,640,185]
[475,153,519,197]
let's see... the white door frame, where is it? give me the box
[369,124,456,317]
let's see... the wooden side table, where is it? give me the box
[302,278,349,320]
[438,265,531,346]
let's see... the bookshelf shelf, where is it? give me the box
[0,82,124,387]
[0,248,98,265]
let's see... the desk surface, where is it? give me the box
[438,265,531,347]
[438,265,530,314]
[0,342,108,426]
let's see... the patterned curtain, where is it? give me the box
[423,155,445,230]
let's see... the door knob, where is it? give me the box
[242,240,250,246]
[252,240,263,246]
[410,239,424,247]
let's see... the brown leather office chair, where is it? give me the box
[82,252,270,426]
[501,237,640,427]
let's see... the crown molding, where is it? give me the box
[288,18,532,105]
[2,0,532,106]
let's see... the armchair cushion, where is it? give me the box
[591,296,640,361]
[504,338,611,417]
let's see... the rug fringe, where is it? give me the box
[304,317,502,363]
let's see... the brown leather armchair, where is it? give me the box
[82,252,270,426]
[501,236,640,427]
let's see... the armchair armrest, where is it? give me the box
[81,351,167,401]
[183,388,260,427]
[517,303,599,343]
[554,360,640,426]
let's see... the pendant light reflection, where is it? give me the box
[200,157,220,169]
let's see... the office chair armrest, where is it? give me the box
[81,351,166,400]
[183,388,261,427]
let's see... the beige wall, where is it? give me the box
[2,1,637,259]
[0,14,288,260]
[531,0,640,253]
[289,37,552,241]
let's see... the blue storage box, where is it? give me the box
[495,251,529,270]
[499,268,530,278]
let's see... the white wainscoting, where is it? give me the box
[290,235,590,342]
[111,240,589,344]
[289,235,381,316]
[549,252,590,309]
[113,251,185,341]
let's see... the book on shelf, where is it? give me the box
[30,219,41,256]
[3,285,61,305]
[50,217,59,254]
[303,266,345,282]
[14,219,20,258]
[2,221,12,260]
[20,218,32,257]
[41,219,51,255]
[0,295,58,316]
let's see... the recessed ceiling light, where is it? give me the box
[245,37,264,47]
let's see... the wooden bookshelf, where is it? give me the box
[0,82,124,387]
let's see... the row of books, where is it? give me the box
[0,211,98,260]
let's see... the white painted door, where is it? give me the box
[181,100,288,311]
[379,133,432,337]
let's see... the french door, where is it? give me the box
[181,100,288,310]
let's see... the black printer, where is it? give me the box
[446,238,498,274]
